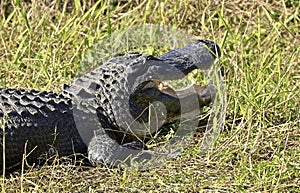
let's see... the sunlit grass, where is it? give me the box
[0,0,299,192]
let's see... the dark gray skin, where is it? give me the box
[0,40,220,169]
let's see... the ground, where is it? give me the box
[0,0,299,192]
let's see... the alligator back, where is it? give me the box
[0,88,86,169]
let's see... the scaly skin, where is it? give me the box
[0,88,86,169]
[0,40,220,169]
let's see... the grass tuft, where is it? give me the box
[0,0,299,192]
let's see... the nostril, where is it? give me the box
[198,39,221,58]
[211,43,221,57]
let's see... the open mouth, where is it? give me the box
[137,79,216,120]
[108,78,215,149]
[104,40,219,147]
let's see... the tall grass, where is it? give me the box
[0,0,299,192]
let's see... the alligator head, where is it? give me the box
[69,40,221,167]
[100,40,220,137]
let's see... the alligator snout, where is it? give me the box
[143,39,221,81]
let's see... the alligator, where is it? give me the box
[0,40,221,170]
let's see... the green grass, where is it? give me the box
[0,0,299,192]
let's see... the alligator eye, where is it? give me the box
[143,54,161,62]
[125,51,141,58]
[143,54,154,60]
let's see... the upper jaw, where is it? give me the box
[141,40,221,81]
